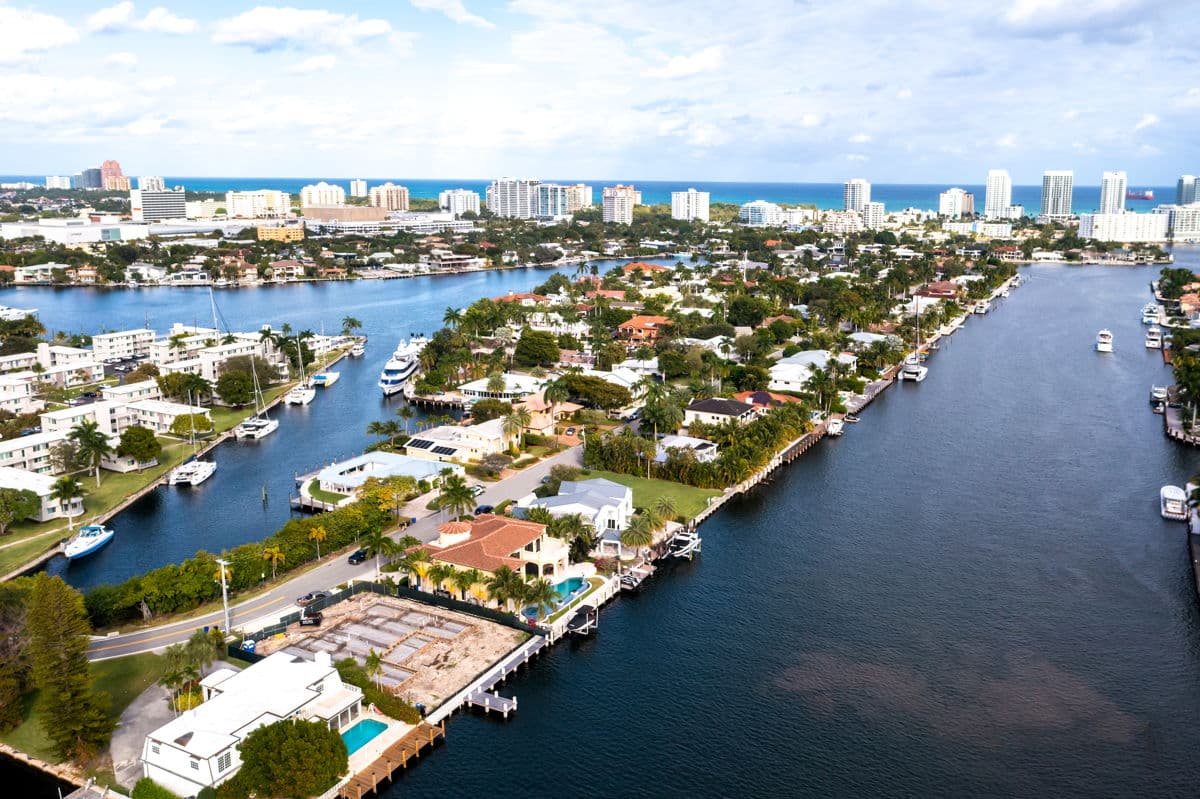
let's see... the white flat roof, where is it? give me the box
[0,465,56,494]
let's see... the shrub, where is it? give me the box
[335,659,421,723]
[132,778,178,799]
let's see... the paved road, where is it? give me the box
[87,444,584,660]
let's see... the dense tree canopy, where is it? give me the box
[217,720,347,799]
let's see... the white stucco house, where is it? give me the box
[521,477,634,532]
[0,466,84,521]
[654,434,719,463]
[768,350,857,393]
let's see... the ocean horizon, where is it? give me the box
[1,175,1177,215]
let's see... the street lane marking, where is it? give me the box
[88,597,288,654]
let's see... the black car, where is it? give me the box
[295,591,329,607]
[474,504,494,515]
[348,548,369,565]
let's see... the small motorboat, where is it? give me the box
[64,524,115,560]
[350,343,365,357]
[1096,329,1113,353]
[1151,385,1169,403]
[284,382,316,405]
[1161,485,1188,521]
[311,371,340,387]
[826,418,845,436]
[844,414,860,423]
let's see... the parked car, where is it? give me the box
[348,548,368,565]
[295,591,329,607]
[469,485,486,497]
[539,475,551,484]
[565,427,577,435]
[82,391,98,398]
[474,504,494,515]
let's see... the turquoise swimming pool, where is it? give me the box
[341,718,386,755]
[521,576,589,620]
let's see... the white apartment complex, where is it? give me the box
[1155,204,1200,242]
[1078,212,1169,242]
[486,178,540,218]
[939,188,972,219]
[984,169,1012,219]
[565,183,593,212]
[369,182,410,211]
[92,328,155,361]
[299,181,346,207]
[0,467,83,521]
[739,200,784,226]
[349,178,367,198]
[1040,170,1074,218]
[822,210,864,234]
[225,190,291,219]
[44,176,72,189]
[139,176,165,191]
[671,189,710,222]
[1177,176,1197,206]
[438,189,481,217]
[1099,171,1127,214]
[130,187,186,222]
[536,184,570,219]
[602,185,637,224]
[861,202,886,229]
[843,179,871,212]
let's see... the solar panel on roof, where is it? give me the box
[432,446,456,456]
[408,439,433,449]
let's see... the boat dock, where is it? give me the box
[465,690,517,717]
[1164,402,1200,446]
[424,633,548,724]
[336,722,445,799]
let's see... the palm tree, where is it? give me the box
[366,420,390,444]
[309,524,327,559]
[365,648,383,690]
[395,405,415,434]
[486,370,506,395]
[485,565,522,612]
[68,419,111,486]
[443,307,463,329]
[362,527,400,579]
[399,548,430,589]
[525,506,554,526]
[50,476,85,530]
[502,407,532,452]
[425,562,454,595]
[620,515,655,561]
[261,546,284,580]
[341,316,362,337]
[653,496,677,525]
[450,567,483,601]
[437,474,475,521]
[524,577,558,621]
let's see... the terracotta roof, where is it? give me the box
[438,521,472,535]
[618,314,671,331]
[419,514,547,573]
[734,390,803,407]
[493,292,549,303]
[623,262,671,273]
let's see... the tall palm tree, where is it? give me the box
[68,419,111,486]
[486,370,506,395]
[450,567,483,601]
[502,407,532,452]
[525,506,554,526]
[341,316,362,337]
[542,378,571,448]
[620,515,655,561]
[653,496,677,525]
[443,307,463,329]
[309,524,327,559]
[524,578,557,621]
[395,405,415,434]
[399,548,430,589]
[366,420,390,444]
[261,546,284,580]
[365,648,383,690]
[485,565,523,612]
[425,563,454,594]
[437,474,475,521]
[50,476,85,530]
[362,527,400,579]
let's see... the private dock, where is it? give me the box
[424,633,548,725]
[336,722,445,799]
[466,690,517,717]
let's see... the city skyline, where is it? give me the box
[0,1,1195,183]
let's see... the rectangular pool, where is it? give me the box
[341,718,387,755]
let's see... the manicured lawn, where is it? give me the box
[305,478,348,505]
[0,653,164,764]
[0,535,66,579]
[581,470,721,520]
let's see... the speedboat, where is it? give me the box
[311,371,339,387]
[1161,485,1188,521]
[898,364,929,382]
[974,300,991,314]
[1151,385,1169,403]
[350,343,365,357]
[826,418,845,436]
[1096,329,1113,352]
[1145,326,1163,349]
[64,524,115,560]
[1001,289,1010,298]
[1142,304,1160,324]
[234,416,279,440]
[378,335,427,396]
[844,414,860,423]
[284,382,316,405]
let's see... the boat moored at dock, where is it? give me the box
[64,524,115,560]
[898,364,929,382]
[974,300,991,314]
[1161,485,1188,521]
[169,459,216,486]
[234,416,279,440]
[826,417,845,436]
[311,371,340,387]
[1151,385,1169,403]
[379,335,427,396]
[1146,326,1163,349]
[1096,329,1113,352]
[350,342,365,357]
[284,383,316,405]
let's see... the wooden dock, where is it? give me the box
[466,690,517,717]
[337,722,445,799]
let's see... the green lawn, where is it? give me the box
[0,653,164,764]
[581,470,721,520]
[305,478,348,505]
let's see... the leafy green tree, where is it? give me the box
[514,328,560,368]
[0,487,40,535]
[169,413,213,437]
[619,515,656,560]
[469,398,512,422]
[0,578,33,732]
[340,316,362,336]
[559,373,632,410]
[26,574,113,761]
[524,577,557,620]
[50,476,85,529]
[223,719,347,799]
[116,425,162,468]
[728,295,770,326]
[215,371,254,406]
[156,372,211,402]
[68,419,111,486]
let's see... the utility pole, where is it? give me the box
[215,558,231,635]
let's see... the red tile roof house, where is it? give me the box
[916,281,961,299]
[622,262,672,279]
[493,292,549,306]
[412,515,570,583]
[734,390,805,409]
[617,315,672,345]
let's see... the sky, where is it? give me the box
[0,0,1197,184]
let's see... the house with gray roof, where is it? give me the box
[521,477,633,533]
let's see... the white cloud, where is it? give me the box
[646,46,723,79]
[846,154,869,162]
[1133,113,1159,131]
[409,0,494,29]
[104,51,138,67]
[213,7,394,51]
[896,87,913,100]
[126,114,168,136]
[999,0,1153,42]
[848,133,871,143]
[0,7,78,63]
[996,133,1017,148]
[1062,109,1079,120]
[87,3,196,35]
[139,76,176,92]
[799,112,824,128]
[290,54,338,73]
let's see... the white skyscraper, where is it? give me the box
[671,188,710,222]
[44,176,72,189]
[486,178,540,218]
[300,181,346,207]
[602,185,637,224]
[225,190,291,218]
[939,188,972,219]
[1178,175,1198,206]
[1099,171,1127,214]
[536,184,570,219]
[862,202,885,229]
[843,178,871,213]
[564,184,593,212]
[1078,212,1168,242]
[349,178,367,198]
[1040,171,1074,219]
[138,176,165,192]
[130,185,186,221]
[438,189,481,217]
[739,200,784,226]
[984,170,1012,219]
[368,182,410,211]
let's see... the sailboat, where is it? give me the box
[898,296,929,382]
[235,355,279,440]
[169,391,216,485]
[284,336,316,405]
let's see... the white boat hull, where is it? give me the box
[235,418,279,439]
[64,525,115,560]
[1161,486,1188,521]
[284,386,316,405]
[312,372,339,387]
[1096,342,1113,352]
[899,366,929,382]
[826,419,845,436]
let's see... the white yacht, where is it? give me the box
[1142,303,1160,324]
[1160,485,1188,521]
[826,418,845,436]
[898,364,929,382]
[64,524,115,560]
[1145,326,1163,349]
[350,342,366,357]
[311,371,339,387]
[378,335,427,396]
[1151,385,1169,403]
[1096,329,1113,352]
[284,383,316,405]
[234,416,279,440]
[974,300,991,314]
[169,459,217,486]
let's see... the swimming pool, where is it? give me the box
[521,577,590,620]
[341,719,386,755]
[554,577,585,597]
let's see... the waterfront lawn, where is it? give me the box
[305,479,348,505]
[0,535,65,580]
[0,653,164,764]
[581,470,721,520]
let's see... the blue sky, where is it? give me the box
[0,0,1195,183]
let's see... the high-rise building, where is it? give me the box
[862,201,885,229]
[1178,175,1198,206]
[739,200,784,226]
[536,184,570,219]
[349,178,367,198]
[984,169,1012,219]
[602,185,637,224]
[76,168,102,189]
[138,176,165,191]
[1002,204,1025,220]
[1155,205,1200,242]
[564,184,593,212]
[1078,212,1168,242]
[1040,170,1074,219]
[843,178,870,213]
[438,189,481,217]
[300,181,346,207]
[100,159,124,190]
[1099,171,1127,214]
[671,188,710,222]
[44,176,72,190]
[486,178,540,218]
[130,185,186,222]
[225,190,291,218]
[939,188,971,219]
[368,182,410,211]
